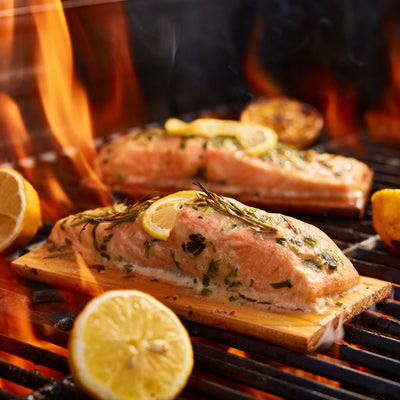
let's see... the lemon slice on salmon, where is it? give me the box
[69,289,193,400]
[164,117,277,156]
[0,167,41,254]
[142,190,199,240]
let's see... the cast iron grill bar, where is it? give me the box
[350,259,400,282]
[185,321,400,400]
[183,375,258,400]
[0,388,17,400]
[0,334,68,374]
[17,376,89,400]
[192,341,370,400]
[331,343,400,381]
[344,324,400,357]
[0,359,52,393]
[350,310,400,337]
[375,299,400,319]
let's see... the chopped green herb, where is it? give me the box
[226,281,242,291]
[182,233,206,257]
[304,259,322,271]
[103,234,113,243]
[123,264,134,273]
[122,275,136,279]
[304,235,318,247]
[144,238,158,258]
[194,167,207,181]
[169,249,181,272]
[290,236,302,246]
[291,244,302,255]
[90,264,106,272]
[305,250,341,271]
[207,259,220,278]
[270,280,292,289]
[276,237,286,246]
[201,288,212,297]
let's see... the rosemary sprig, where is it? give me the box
[193,183,278,234]
[69,195,158,231]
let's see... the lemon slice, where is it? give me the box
[69,289,194,400]
[165,117,277,155]
[0,167,41,254]
[165,117,239,138]
[142,190,198,240]
[371,188,400,252]
[235,124,277,156]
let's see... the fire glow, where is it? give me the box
[0,0,145,222]
[0,259,68,395]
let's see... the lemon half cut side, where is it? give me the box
[0,167,41,254]
[371,188,400,252]
[68,289,194,400]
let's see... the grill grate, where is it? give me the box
[0,136,399,399]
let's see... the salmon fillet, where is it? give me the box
[48,189,361,313]
[94,127,373,217]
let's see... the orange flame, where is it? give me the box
[0,93,72,221]
[365,14,400,145]
[1,0,147,221]
[243,17,282,97]
[0,259,67,394]
[31,0,110,206]
[66,3,146,135]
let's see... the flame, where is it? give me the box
[1,0,147,221]
[0,1,15,73]
[0,93,72,220]
[316,74,361,143]
[66,3,145,135]
[74,248,104,297]
[365,14,400,145]
[243,17,282,97]
[0,259,67,394]
[31,0,111,207]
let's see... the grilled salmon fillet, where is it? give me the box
[48,189,361,313]
[94,127,373,217]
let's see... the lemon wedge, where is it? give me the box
[164,117,277,155]
[371,188,400,252]
[69,289,193,400]
[142,190,198,240]
[0,167,41,254]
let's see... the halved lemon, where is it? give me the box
[69,289,194,400]
[0,167,41,254]
[164,117,277,155]
[371,188,400,252]
[142,190,199,240]
[240,96,323,149]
